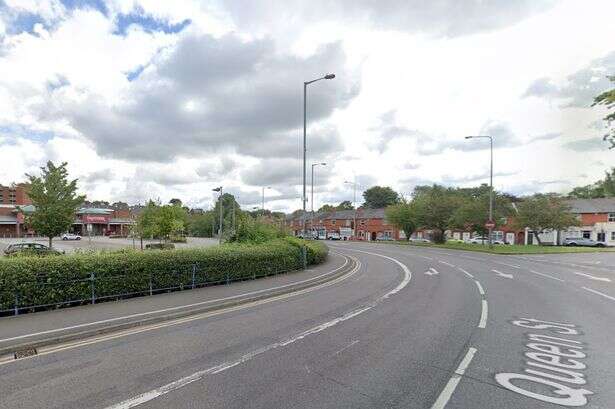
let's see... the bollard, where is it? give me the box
[14,291,19,316]
[192,265,196,289]
[90,272,96,304]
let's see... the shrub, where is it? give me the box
[0,239,328,313]
[230,217,288,244]
[145,243,175,250]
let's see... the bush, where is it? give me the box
[0,238,328,313]
[230,217,288,244]
[145,243,176,250]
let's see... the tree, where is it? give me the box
[362,186,400,208]
[169,198,183,207]
[567,167,615,198]
[25,161,85,248]
[188,212,216,237]
[514,194,580,245]
[451,192,513,237]
[385,203,416,240]
[410,185,461,243]
[336,200,354,210]
[592,75,615,149]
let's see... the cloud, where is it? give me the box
[134,165,199,186]
[220,0,555,38]
[523,50,615,107]
[563,137,609,152]
[47,33,359,162]
[240,158,332,187]
[528,132,561,143]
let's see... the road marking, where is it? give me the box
[418,255,434,260]
[494,261,521,269]
[475,281,485,296]
[431,347,477,409]
[106,247,413,409]
[478,300,488,328]
[528,270,565,282]
[0,257,361,366]
[458,268,474,279]
[0,254,350,345]
[492,269,513,279]
[574,272,612,282]
[582,287,615,302]
[425,268,439,276]
[333,340,359,356]
[439,260,455,267]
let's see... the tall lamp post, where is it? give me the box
[465,135,494,248]
[311,162,327,237]
[212,186,223,244]
[302,73,335,268]
[261,186,271,213]
[344,178,359,240]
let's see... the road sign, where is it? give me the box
[485,220,495,229]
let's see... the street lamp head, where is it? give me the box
[324,73,335,79]
[321,162,327,166]
[212,186,222,192]
[464,136,473,139]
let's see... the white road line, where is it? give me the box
[528,270,565,282]
[478,300,488,328]
[106,248,413,409]
[492,269,513,279]
[474,281,485,296]
[333,340,359,356]
[439,260,456,267]
[431,347,477,409]
[458,268,474,279]
[494,262,521,269]
[574,272,612,282]
[582,287,615,302]
[0,254,349,344]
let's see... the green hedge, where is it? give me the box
[0,238,328,313]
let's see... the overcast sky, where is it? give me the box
[0,0,613,212]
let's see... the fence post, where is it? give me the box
[14,291,19,316]
[149,273,153,296]
[192,264,196,289]
[90,272,96,304]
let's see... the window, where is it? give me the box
[582,231,591,239]
[360,220,365,226]
[331,219,336,225]
[609,213,615,222]
[611,232,615,241]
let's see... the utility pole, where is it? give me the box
[465,135,494,248]
[344,177,358,240]
[212,186,223,244]
[302,73,335,268]
[311,162,326,238]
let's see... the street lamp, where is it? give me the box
[344,178,359,240]
[212,186,223,244]
[311,162,327,237]
[262,186,271,212]
[465,135,494,248]
[302,73,335,267]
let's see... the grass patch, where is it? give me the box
[373,241,615,254]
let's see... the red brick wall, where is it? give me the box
[579,213,608,225]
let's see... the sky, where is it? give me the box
[0,0,613,213]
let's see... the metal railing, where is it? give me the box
[1,261,301,316]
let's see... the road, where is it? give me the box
[0,236,218,254]
[1,242,614,408]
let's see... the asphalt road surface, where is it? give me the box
[1,242,614,408]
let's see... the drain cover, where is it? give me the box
[14,348,37,360]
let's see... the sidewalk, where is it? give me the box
[0,252,349,355]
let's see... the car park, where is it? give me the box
[3,242,64,256]
[564,237,606,247]
[408,237,431,243]
[61,233,82,241]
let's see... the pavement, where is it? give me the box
[0,242,613,408]
[0,236,219,254]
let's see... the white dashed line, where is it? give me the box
[528,270,565,282]
[439,260,456,267]
[478,300,488,328]
[431,347,478,409]
[475,281,485,296]
[458,268,474,279]
[582,287,615,302]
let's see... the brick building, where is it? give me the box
[0,181,134,238]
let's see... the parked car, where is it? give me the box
[563,237,606,247]
[408,237,431,243]
[61,233,82,240]
[4,242,64,256]
[327,232,341,240]
[467,237,505,245]
[447,239,464,244]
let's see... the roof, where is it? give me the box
[76,207,114,215]
[564,198,615,213]
[109,218,135,224]
[0,215,17,224]
[288,208,387,222]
